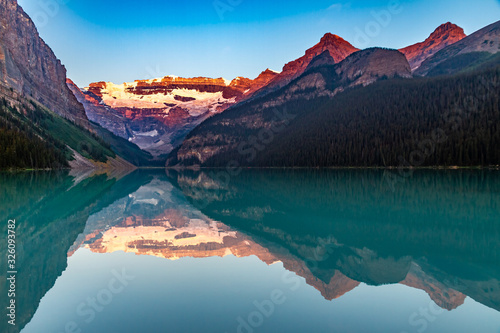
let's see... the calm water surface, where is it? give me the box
[0,169,499,333]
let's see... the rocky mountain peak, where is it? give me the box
[431,22,465,38]
[247,33,359,100]
[302,32,360,64]
[319,33,345,43]
[415,20,500,76]
[399,22,467,71]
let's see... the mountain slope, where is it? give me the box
[0,95,135,169]
[245,33,360,101]
[399,22,466,71]
[167,48,412,166]
[415,20,500,76]
[0,0,90,130]
[250,68,500,167]
[168,60,499,168]
[90,121,165,167]
[0,0,136,169]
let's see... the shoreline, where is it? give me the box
[2,166,499,172]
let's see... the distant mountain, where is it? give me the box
[167,47,413,166]
[399,22,467,71]
[195,65,498,167]
[166,20,500,169]
[71,72,278,157]
[415,20,500,76]
[71,32,359,158]
[0,0,90,130]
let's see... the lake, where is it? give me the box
[0,169,499,333]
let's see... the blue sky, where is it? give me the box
[17,0,500,87]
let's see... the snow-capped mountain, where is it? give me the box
[68,72,278,157]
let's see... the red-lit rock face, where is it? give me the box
[252,33,360,96]
[399,22,467,71]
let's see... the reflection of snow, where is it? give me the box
[134,198,159,206]
[86,215,238,259]
[128,179,172,206]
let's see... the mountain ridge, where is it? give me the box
[415,20,500,76]
[399,22,467,71]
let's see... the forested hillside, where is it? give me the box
[0,97,115,169]
[178,66,499,167]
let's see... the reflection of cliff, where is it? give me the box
[167,170,500,312]
[0,170,145,333]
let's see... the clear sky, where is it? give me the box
[17,0,500,87]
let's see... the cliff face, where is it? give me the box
[0,0,90,130]
[72,72,278,157]
[399,22,467,71]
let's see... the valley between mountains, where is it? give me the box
[0,0,499,170]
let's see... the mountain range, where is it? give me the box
[1,0,499,169]
[166,20,500,168]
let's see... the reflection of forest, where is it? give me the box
[171,169,500,311]
[0,170,151,333]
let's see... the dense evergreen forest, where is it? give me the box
[200,66,500,167]
[0,97,115,169]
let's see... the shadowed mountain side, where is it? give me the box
[168,48,412,167]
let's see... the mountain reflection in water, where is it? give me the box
[1,169,498,333]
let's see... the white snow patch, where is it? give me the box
[135,130,159,137]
